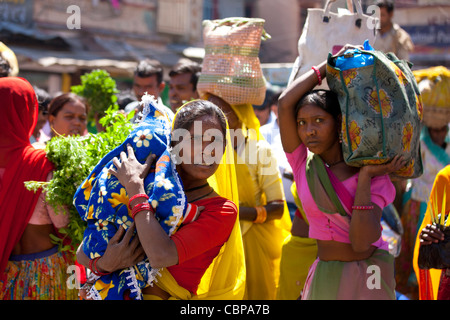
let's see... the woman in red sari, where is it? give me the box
[0,77,77,300]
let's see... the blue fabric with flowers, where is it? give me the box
[73,95,187,300]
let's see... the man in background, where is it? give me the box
[168,59,201,113]
[373,0,414,61]
[126,59,173,120]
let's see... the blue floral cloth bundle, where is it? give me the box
[73,94,192,300]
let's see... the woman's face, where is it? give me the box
[296,103,340,155]
[175,114,225,183]
[428,125,449,148]
[49,100,87,136]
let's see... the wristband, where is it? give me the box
[254,206,267,224]
[128,193,149,210]
[351,205,374,211]
[312,66,322,85]
[131,202,153,219]
[89,257,111,276]
[182,203,199,224]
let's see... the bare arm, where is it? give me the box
[239,202,284,222]
[278,61,326,153]
[349,156,405,252]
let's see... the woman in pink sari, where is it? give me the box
[278,49,405,300]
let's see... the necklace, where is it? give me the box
[325,159,345,168]
[185,183,209,192]
[189,188,214,203]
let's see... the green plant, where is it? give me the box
[25,106,135,254]
[71,69,119,121]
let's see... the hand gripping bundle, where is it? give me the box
[197,17,269,106]
[73,94,197,300]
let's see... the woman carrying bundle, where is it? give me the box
[76,100,246,300]
[278,47,404,299]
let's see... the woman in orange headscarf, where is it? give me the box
[0,77,77,300]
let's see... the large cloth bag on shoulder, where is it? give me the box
[197,17,269,106]
[326,47,424,179]
[288,0,378,88]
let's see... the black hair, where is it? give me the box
[0,53,11,78]
[48,92,88,117]
[134,59,164,84]
[116,90,137,110]
[295,89,341,121]
[172,99,227,138]
[169,60,202,91]
[376,0,394,13]
[33,86,52,115]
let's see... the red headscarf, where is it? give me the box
[0,77,54,276]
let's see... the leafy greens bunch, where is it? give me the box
[26,106,135,254]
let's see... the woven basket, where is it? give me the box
[198,17,269,106]
[414,66,450,129]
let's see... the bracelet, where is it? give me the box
[182,203,199,225]
[351,205,374,211]
[131,202,153,220]
[254,206,267,224]
[312,66,322,85]
[89,257,111,276]
[128,193,149,210]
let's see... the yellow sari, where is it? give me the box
[413,165,450,300]
[276,183,317,300]
[144,101,246,300]
[231,104,291,300]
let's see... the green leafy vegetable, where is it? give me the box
[25,106,135,254]
[71,69,119,122]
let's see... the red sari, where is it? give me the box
[0,77,55,278]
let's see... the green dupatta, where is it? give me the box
[305,153,353,217]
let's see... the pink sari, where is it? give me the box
[301,154,396,300]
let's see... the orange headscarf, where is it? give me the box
[0,77,54,277]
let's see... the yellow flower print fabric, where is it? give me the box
[327,48,423,179]
[73,95,187,300]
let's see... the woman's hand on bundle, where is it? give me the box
[419,223,445,246]
[359,155,405,179]
[109,144,156,194]
[97,223,146,273]
[333,43,364,57]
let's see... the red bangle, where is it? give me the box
[128,193,149,210]
[90,257,111,276]
[312,66,322,85]
[131,202,153,219]
[351,205,374,211]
